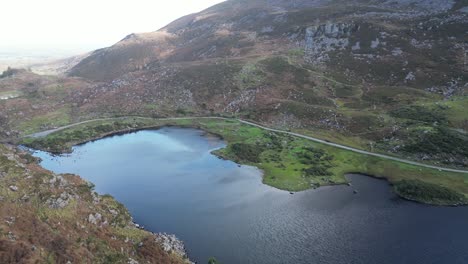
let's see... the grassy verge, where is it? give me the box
[22,117,468,206]
[17,107,72,136]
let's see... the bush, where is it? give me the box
[208,257,219,264]
[261,57,290,74]
[402,127,468,157]
[394,180,466,205]
[297,147,334,177]
[390,105,446,123]
[230,143,264,163]
[0,67,21,78]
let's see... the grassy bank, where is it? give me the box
[22,117,468,206]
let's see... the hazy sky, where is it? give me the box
[0,0,225,54]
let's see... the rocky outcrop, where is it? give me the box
[47,192,72,209]
[155,233,192,261]
[304,22,358,63]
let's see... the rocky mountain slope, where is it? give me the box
[71,0,467,84]
[0,0,467,262]
[69,0,468,168]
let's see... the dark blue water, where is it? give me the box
[33,128,468,264]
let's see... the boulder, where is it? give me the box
[88,213,102,225]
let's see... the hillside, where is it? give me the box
[29,53,90,76]
[0,0,467,168]
[66,0,467,168]
[0,0,466,166]
[0,0,467,262]
[0,144,191,263]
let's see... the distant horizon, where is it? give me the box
[0,0,225,57]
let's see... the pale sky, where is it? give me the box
[0,0,225,55]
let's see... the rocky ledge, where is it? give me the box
[155,233,193,262]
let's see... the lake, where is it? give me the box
[32,127,468,264]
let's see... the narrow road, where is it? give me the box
[26,116,468,174]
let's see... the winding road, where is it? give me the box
[27,116,468,174]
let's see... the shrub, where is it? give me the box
[394,180,466,205]
[208,257,219,264]
[230,143,264,163]
[402,127,468,157]
[390,105,446,123]
[297,147,334,177]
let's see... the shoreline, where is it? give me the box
[25,122,468,207]
[27,123,227,155]
[18,116,468,173]
[0,143,193,263]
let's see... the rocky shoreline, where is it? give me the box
[0,144,193,263]
[130,220,192,262]
[155,233,193,263]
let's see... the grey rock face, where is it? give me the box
[88,213,102,225]
[304,22,358,63]
[351,41,361,51]
[405,72,416,82]
[49,175,68,188]
[370,38,380,49]
[47,192,72,209]
[109,209,119,216]
[155,233,192,261]
[127,258,139,264]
